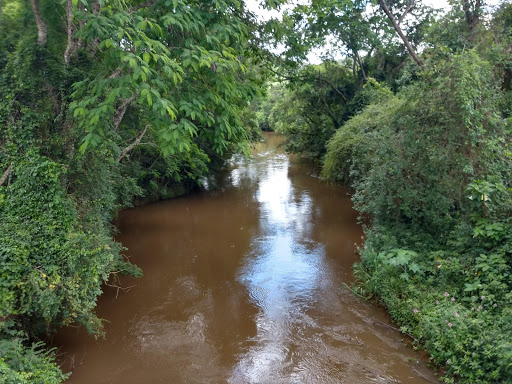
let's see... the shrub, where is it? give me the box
[343,51,512,383]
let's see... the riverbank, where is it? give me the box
[316,56,512,383]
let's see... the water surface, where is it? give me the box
[55,134,438,383]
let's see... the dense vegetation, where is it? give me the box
[262,0,512,383]
[0,0,265,381]
[1,0,511,382]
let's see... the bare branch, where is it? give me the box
[0,164,12,187]
[105,281,136,299]
[30,0,48,46]
[398,1,414,26]
[119,126,148,162]
[378,0,424,69]
[113,94,136,131]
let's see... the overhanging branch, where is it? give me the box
[265,65,348,103]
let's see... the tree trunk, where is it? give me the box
[30,0,48,46]
[463,0,482,41]
[504,68,511,91]
[378,0,424,69]
[64,0,76,65]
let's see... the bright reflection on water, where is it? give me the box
[232,153,325,383]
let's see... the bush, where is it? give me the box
[337,51,512,383]
[0,154,141,335]
[0,339,68,384]
[322,80,395,184]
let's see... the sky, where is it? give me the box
[246,0,504,63]
[246,0,451,21]
[246,0,503,19]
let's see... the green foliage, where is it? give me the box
[322,79,394,184]
[1,0,511,382]
[0,154,138,335]
[355,229,512,383]
[261,61,361,162]
[68,0,260,159]
[324,52,508,234]
[0,339,68,384]
[332,49,512,384]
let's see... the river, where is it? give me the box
[54,133,439,383]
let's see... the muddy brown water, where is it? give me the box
[54,133,439,383]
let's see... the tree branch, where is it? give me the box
[0,164,12,187]
[264,65,348,103]
[398,1,414,26]
[321,92,341,129]
[318,72,341,128]
[86,0,101,56]
[30,0,48,46]
[354,51,367,81]
[109,67,123,79]
[378,0,424,69]
[128,0,156,13]
[91,0,100,14]
[119,126,148,161]
[113,94,136,131]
